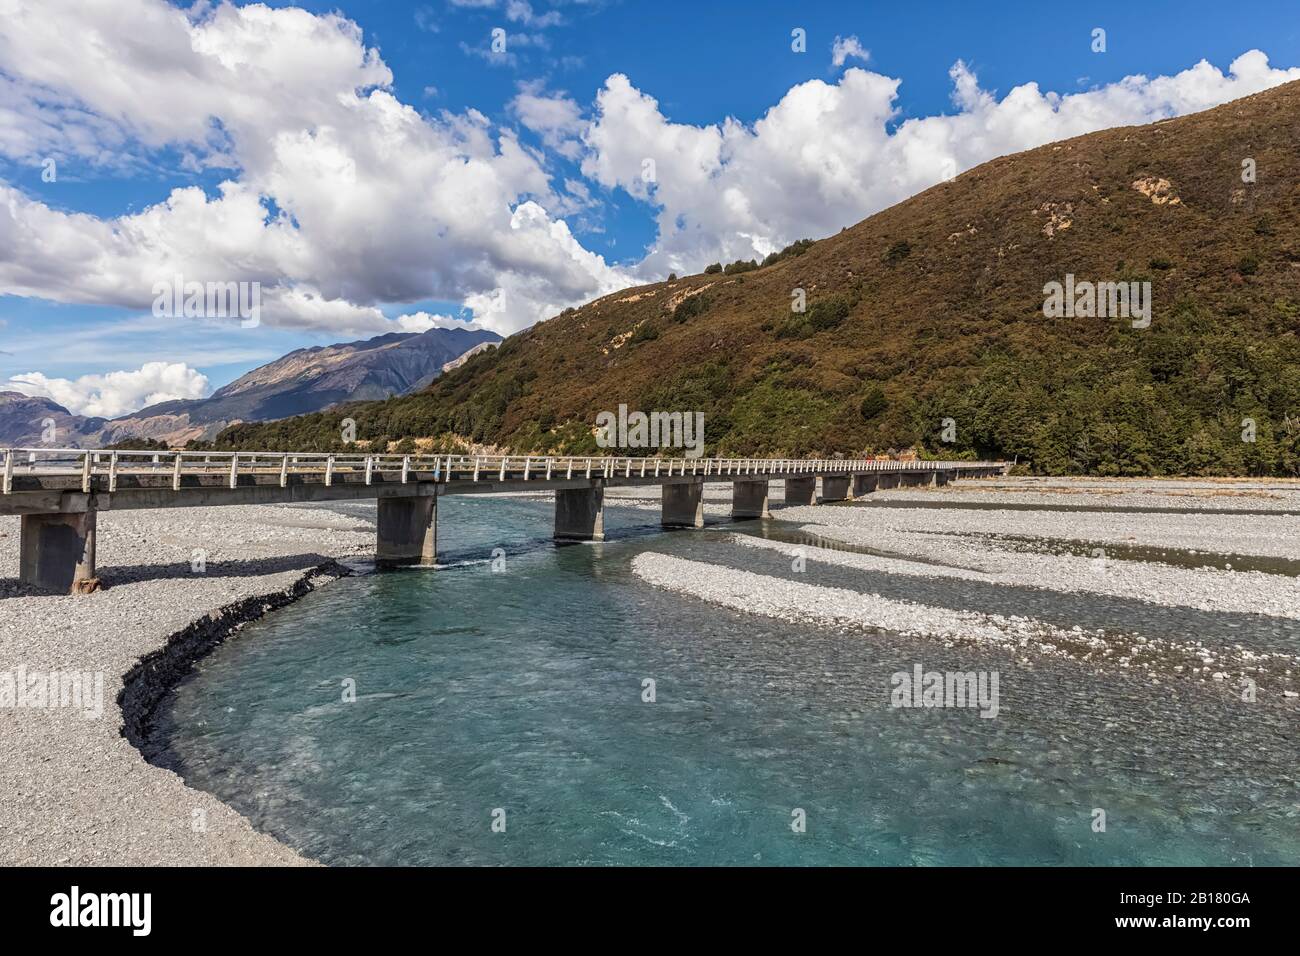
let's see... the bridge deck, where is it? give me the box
[0,448,1008,593]
[1,449,1005,512]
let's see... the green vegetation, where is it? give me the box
[628,322,660,345]
[761,238,815,267]
[775,292,857,339]
[883,239,911,263]
[673,293,711,322]
[103,437,170,451]
[859,386,888,421]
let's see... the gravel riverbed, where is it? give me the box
[0,504,372,865]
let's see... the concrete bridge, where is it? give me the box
[1,448,1008,593]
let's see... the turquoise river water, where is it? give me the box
[159,496,1300,865]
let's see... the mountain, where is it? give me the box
[1,326,500,447]
[216,80,1300,476]
[0,392,105,447]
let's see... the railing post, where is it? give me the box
[2,450,12,495]
[365,456,374,485]
[566,459,574,480]
[109,452,119,492]
[229,454,239,489]
[499,457,508,481]
[585,458,592,479]
[325,455,334,487]
[280,455,289,488]
[173,453,183,491]
[473,457,481,481]
[524,457,531,481]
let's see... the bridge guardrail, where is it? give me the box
[1,447,1007,495]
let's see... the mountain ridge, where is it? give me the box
[1,325,500,447]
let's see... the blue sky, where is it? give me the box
[2,0,1300,415]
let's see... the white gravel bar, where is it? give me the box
[735,530,1300,619]
[0,504,373,866]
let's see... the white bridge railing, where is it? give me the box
[1,447,1004,495]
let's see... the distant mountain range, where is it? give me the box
[0,325,499,448]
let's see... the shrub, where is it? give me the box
[761,238,814,267]
[807,295,852,332]
[703,262,722,274]
[859,386,888,420]
[883,239,912,263]
[673,293,710,322]
[723,259,759,275]
[629,323,660,344]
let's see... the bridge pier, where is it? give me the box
[851,474,877,498]
[376,493,437,565]
[783,477,817,507]
[662,480,705,528]
[821,476,851,501]
[554,486,606,541]
[731,480,770,519]
[19,509,99,594]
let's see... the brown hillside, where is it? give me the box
[221,80,1300,476]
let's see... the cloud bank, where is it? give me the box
[1,0,1298,354]
[6,362,210,418]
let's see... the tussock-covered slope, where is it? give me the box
[220,81,1300,475]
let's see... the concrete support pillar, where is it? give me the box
[662,480,705,529]
[19,510,98,594]
[555,485,606,541]
[784,477,817,507]
[377,493,437,565]
[821,476,851,501]
[851,474,877,498]
[731,480,770,519]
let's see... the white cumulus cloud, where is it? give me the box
[6,362,211,418]
[831,35,869,68]
[0,0,629,336]
[581,50,1300,278]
